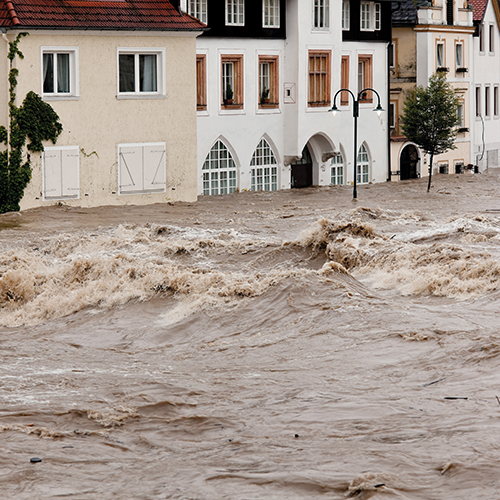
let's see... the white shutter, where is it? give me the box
[119,145,143,193]
[43,149,62,198]
[61,148,79,198]
[143,143,166,192]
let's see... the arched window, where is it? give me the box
[357,144,370,184]
[330,153,344,185]
[202,140,237,195]
[250,139,278,191]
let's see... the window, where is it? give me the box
[202,140,237,195]
[479,24,484,53]
[43,146,79,200]
[455,42,463,68]
[438,161,449,174]
[389,42,395,69]
[331,153,344,185]
[263,0,279,28]
[360,2,381,31]
[361,2,371,30]
[118,49,163,96]
[188,0,207,23]
[490,24,494,53]
[494,86,498,116]
[308,51,331,107]
[196,55,207,111]
[457,101,464,128]
[357,144,369,184]
[118,143,166,194]
[251,139,278,191]
[436,42,445,68]
[221,55,243,108]
[259,56,279,108]
[226,0,244,26]
[313,0,329,29]
[42,47,78,97]
[341,56,349,105]
[358,55,373,102]
[485,86,490,117]
[446,0,454,25]
[476,86,481,116]
[389,102,396,129]
[342,0,350,30]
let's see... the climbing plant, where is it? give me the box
[0,33,63,213]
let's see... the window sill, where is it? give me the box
[258,103,279,109]
[42,95,80,101]
[116,94,166,100]
[221,103,244,110]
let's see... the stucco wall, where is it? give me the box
[0,30,199,210]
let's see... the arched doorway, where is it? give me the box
[400,144,419,180]
[290,145,313,188]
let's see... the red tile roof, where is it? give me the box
[0,0,207,30]
[469,0,488,22]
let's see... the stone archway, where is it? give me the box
[290,145,313,188]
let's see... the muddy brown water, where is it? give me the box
[1,172,500,499]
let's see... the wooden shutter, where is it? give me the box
[43,149,62,198]
[143,144,166,192]
[119,145,143,193]
[61,148,79,198]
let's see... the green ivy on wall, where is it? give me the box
[0,33,63,213]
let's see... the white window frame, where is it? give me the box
[263,0,280,28]
[117,48,165,98]
[342,0,350,30]
[226,0,245,26]
[357,144,370,184]
[494,86,499,117]
[476,85,481,117]
[389,102,396,129]
[202,140,238,195]
[41,46,79,99]
[374,3,381,30]
[457,101,464,128]
[489,24,495,53]
[250,139,278,192]
[455,42,463,68]
[188,0,207,24]
[330,153,344,185]
[42,145,80,200]
[313,0,330,30]
[485,85,491,117]
[436,42,445,68]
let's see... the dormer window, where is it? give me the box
[188,0,207,24]
[360,2,381,32]
[226,0,244,26]
[313,0,329,30]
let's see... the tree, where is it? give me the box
[400,72,460,192]
[0,33,62,214]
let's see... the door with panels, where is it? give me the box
[43,146,79,200]
[118,142,166,194]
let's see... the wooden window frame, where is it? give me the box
[221,55,244,109]
[358,54,373,103]
[196,54,207,111]
[341,55,349,106]
[258,55,279,109]
[308,50,331,108]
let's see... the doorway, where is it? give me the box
[290,145,313,188]
[400,144,419,180]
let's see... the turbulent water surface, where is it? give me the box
[1,172,500,499]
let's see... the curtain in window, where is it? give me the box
[140,54,157,92]
[43,53,54,93]
[57,53,70,93]
[119,54,135,92]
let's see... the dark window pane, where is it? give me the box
[43,53,54,93]
[119,54,135,92]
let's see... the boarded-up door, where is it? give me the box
[43,147,79,199]
[119,143,166,194]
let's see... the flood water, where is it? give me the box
[1,172,500,499]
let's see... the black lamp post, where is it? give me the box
[329,88,384,200]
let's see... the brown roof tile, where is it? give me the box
[469,0,488,22]
[0,0,206,30]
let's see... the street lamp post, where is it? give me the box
[329,88,384,200]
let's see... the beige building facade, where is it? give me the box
[390,0,474,180]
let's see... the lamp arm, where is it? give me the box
[333,88,356,107]
[359,87,382,107]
